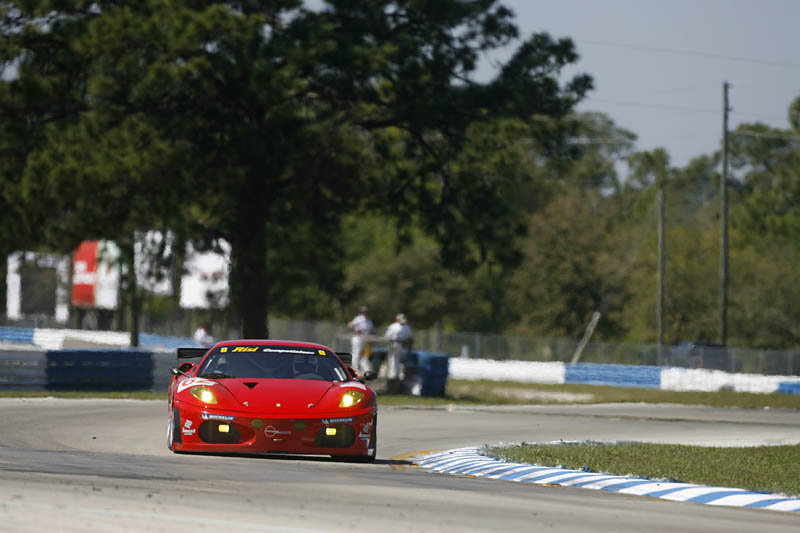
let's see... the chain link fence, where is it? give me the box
[265,319,800,377]
[3,314,799,376]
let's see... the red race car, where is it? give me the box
[167,339,378,462]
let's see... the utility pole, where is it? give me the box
[657,182,665,364]
[720,81,730,346]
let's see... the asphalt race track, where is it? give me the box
[1,398,799,532]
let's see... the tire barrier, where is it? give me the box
[448,359,800,395]
[2,344,799,394]
[0,348,180,391]
[0,326,35,344]
[0,326,194,351]
[45,350,154,391]
[404,351,449,397]
[564,362,662,388]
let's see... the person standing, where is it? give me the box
[347,306,373,374]
[193,322,215,348]
[384,313,412,391]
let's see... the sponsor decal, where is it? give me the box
[177,377,216,393]
[359,421,372,441]
[184,420,193,429]
[264,426,291,438]
[221,347,228,353]
[182,428,196,436]
[262,348,315,355]
[243,401,249,407]
[321,417,353,424]
[232,346,258,352]
[201,413,235,422]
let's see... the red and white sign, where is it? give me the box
[71,240,120,309]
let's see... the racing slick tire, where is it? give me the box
[168,407,181,451]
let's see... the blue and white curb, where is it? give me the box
[414,446,800,513]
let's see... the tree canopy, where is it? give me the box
[1,0,592,337]
[2,2,797,352]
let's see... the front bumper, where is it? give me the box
[172,399,377,457]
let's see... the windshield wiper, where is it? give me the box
[199,371,232,379]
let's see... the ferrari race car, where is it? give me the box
[167,339,378,462]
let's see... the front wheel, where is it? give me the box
[167,407,181,451]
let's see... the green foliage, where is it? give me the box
[3,2,798,352]
[1,0,591,338]
[508,189,628,339]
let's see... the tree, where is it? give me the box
[1,1,591,338]
[508,189,628,339]
[728,121,800,249]
[724,118,800,348]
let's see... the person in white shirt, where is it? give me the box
[193,323,215,348]
[384,313,412,383]
[347,307,373,374]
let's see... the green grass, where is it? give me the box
[485,441,800,497]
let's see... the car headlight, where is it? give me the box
[339,390,364,408]
[189,386,217,404]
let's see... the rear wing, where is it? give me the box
[336,352,352,365]
[177,347,208,360]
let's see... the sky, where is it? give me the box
[486,0,800,170]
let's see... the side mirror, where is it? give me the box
[172,362,195,376]
[355,369,378,384]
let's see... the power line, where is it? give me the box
[605,83,721,97]
[589,98,787,121]
[578,39,800,69]
[591,98,719,115]
[729,130,798,141]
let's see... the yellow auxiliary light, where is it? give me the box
[189,386,218,404]
[218,424,230,433]
[325,427,337,436]
[338,390,365,408]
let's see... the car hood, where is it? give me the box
[219,378,336,411]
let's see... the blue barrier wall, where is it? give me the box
[0,349,180,391]
[45,349,154,390]
[564,363,662,388]
[0,327,35,344]
[777,382,800,395]
[406,351,450,396]
[0,349,47,389]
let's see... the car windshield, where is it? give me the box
[196,345,349,382]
